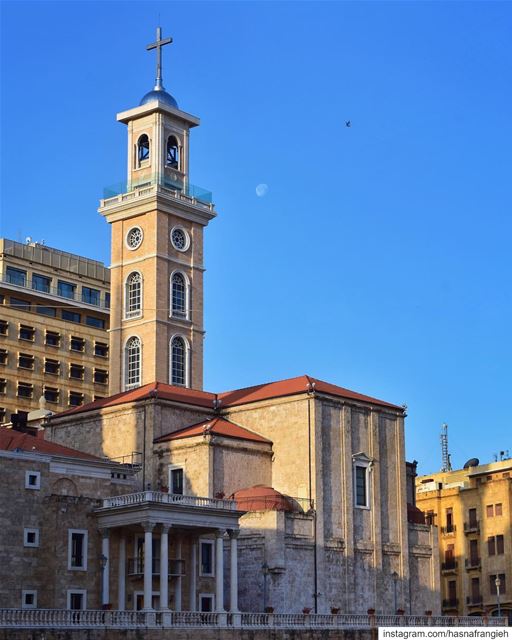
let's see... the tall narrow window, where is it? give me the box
[166,136,180,169]
[125,272,142,318]
[355,466,367,507]
[171,336,187,386]
[125,336,141,389]
[137,134,150,164]
[171,272,186,318]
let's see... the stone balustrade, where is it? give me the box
[0,610,507,629]
[101,490,238,511]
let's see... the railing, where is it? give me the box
[0,610,507,629]
[441,560,457,571]
[441,525,457,534]
[101,176,214,208]
[127,558,185,576]
[442,599,459,608]
[0,275,110,310]
[101,491,238,511]
[465,557,481,570]
[464,521,480,534]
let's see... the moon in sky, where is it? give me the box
[256,183,269,197]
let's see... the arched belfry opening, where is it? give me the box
[166,136,180,169]
[137,134,150,165]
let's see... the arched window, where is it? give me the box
[170,336,187,387]
[137,134,150,164]
[166,136,179,169]
[125,336,141,390]
[171,272,187,318]
[125,272,142,318]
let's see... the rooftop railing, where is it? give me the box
[102,175,213,206]
[101,490,238,511]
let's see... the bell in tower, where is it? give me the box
[98,28,216,395]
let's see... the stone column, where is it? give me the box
[175,537,183,611]
[101,529,110,607]
[118,535,126,610]
[189,541,197,611]
[160,525,170,611]
[143,522,155,611]
[215,530,225,612]
[229,530,239,612]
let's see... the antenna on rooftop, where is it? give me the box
[440,423,452,472]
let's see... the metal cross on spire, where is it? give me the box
[146,27,173,91]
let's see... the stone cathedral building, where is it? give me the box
[2,30,440,616]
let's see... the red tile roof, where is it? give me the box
[0,428,103,461]
[230,485,295,512]
[218,375,401,410]
[154,417,272,444]
[51,375,401,420]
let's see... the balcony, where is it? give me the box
[441,560,458,573]
[127,558,185,577]
[464,521,480,534]
[102,491,238,511]
[466,596,483,606]
[465,557,481,571]
[441,525,456,535]
[442,598,459,609]
[101,175,214,211]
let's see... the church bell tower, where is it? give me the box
[99,28,216,394]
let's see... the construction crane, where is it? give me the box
[440,423,452,472]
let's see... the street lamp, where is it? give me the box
[262,563,269,611]
[495,577,501,618]
[391,572,399,613]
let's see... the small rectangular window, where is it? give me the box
[0,349,8,365]
[199,594,214,612]
[105,292,111,309]
[6,266,26,287]
[22,590,37,609]
[0,408,5,423]
[70,337,85,352]
[45,331,61,347]
[200,540,214,576]
[86,315,105,329]
[488,536,496,556]
[0,320,8,335]
[94,342,108,357]
[44,358,60,375]
[19,325,35,341]
[67,590,87,610]
[24,528,40,547]
[32,274,51,293]
[18,382,33,399]
[495,503,503,516]
[355,465,368,507]
[36,305,57,317]
[18,353,35,370]
[486,504,494,518]
[62,309,81,324]
[93,369,108,385]
[0,379,6,394]
[69,364,85,380]
[82,287,100,306]
[44,387,59,404]
[170,467,184,495]
[58,280,76,300]
[68,530,88,570]
[11,297,31,311]
[69,391,84,407]
[25,471,41,490]
[497,535,505,555]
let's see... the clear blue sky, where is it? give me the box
[1,1,511,474]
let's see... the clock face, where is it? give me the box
[126,226,143,250]
[170,226,190,252]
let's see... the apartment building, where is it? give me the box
[416,457,512,621]
[0,238,110,420]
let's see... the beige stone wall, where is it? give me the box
[0,453,134,609]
